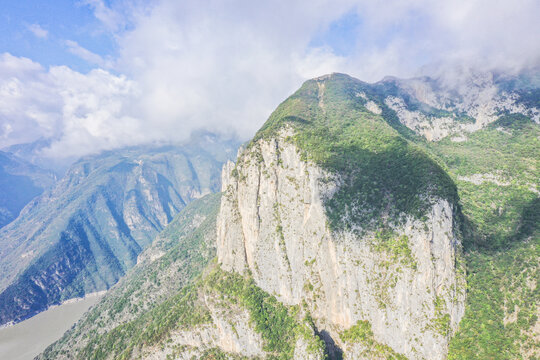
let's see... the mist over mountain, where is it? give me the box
[0,1,539,359]
[0,150,56,229]
[2,138,75,176]
[2,0,540,161]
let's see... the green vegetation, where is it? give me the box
[340,320,408,359]
[80,283,211,359]
[372,229,417,269]
[428,114,538,250]
[40,193,222,360]
[449,242,539,359]
[428,115,539,358]
[47,259,325,360]
[0,139,235,327]
[39,74,539,360]
[369,229,418,309]
[432,296,451,337]
[241,74,539,358]
[251,74,457,233]
[206,267,319,360]
[196,347,253,360]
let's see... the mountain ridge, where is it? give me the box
[0,136,239,326]
[20,70,540,359]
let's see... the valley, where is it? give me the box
[1,2,538,359]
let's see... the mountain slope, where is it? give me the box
[41,74,465,360]
[40,192,327,360]
[374,68,540,141]
[0,135,238,326]
[2,138,72,176]
[426,116,539,359]
[39,192,221,359]
[216,74,465,359]
[0,150,56,229]
[39,71,539,360]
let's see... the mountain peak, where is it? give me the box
[312,72,354,82]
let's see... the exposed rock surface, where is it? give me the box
[36,71,540,360]
[379,70,540,140]
[138,291,266,360]
[217,130,466,359]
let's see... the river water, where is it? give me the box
[0,294,103,360]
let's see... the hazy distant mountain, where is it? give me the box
[3,138,77,176]
[40,192,221,360]
[0,151,56,229]
[0,133,239,325]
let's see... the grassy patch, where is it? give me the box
[205,268,301,359]
[340,320,408,359]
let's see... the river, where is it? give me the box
[0,294,103,360]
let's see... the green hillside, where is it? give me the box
[427,115,539,359]
[252,73,457,233]
[39,193,222,359]
[37,73,539,360]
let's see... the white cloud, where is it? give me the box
[27,24,48,39]
[0,53,140,158]
[339,0,540,80]
[1,0,540,160]
[65,40,111,68]
[0,54,61,148]
[80,0,127,32]
[110,0,356,141]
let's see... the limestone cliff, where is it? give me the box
[217,130,465,359]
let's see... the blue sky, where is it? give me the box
[309,11,362,57]
[0,0,539,158]
[0,0,365,73]
[0,0,118,72]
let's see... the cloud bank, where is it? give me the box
[1,0,539,159]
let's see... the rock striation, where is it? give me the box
[217,128,466,359]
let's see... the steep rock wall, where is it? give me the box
[217,131,466,359]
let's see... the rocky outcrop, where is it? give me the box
[381,71,540,141]
[139,299,266,360]
[217,130,466,359]
[35,71,538,360]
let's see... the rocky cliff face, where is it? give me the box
[377,70,540,141]
[217,128,465,359]
[36,71,539,360]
